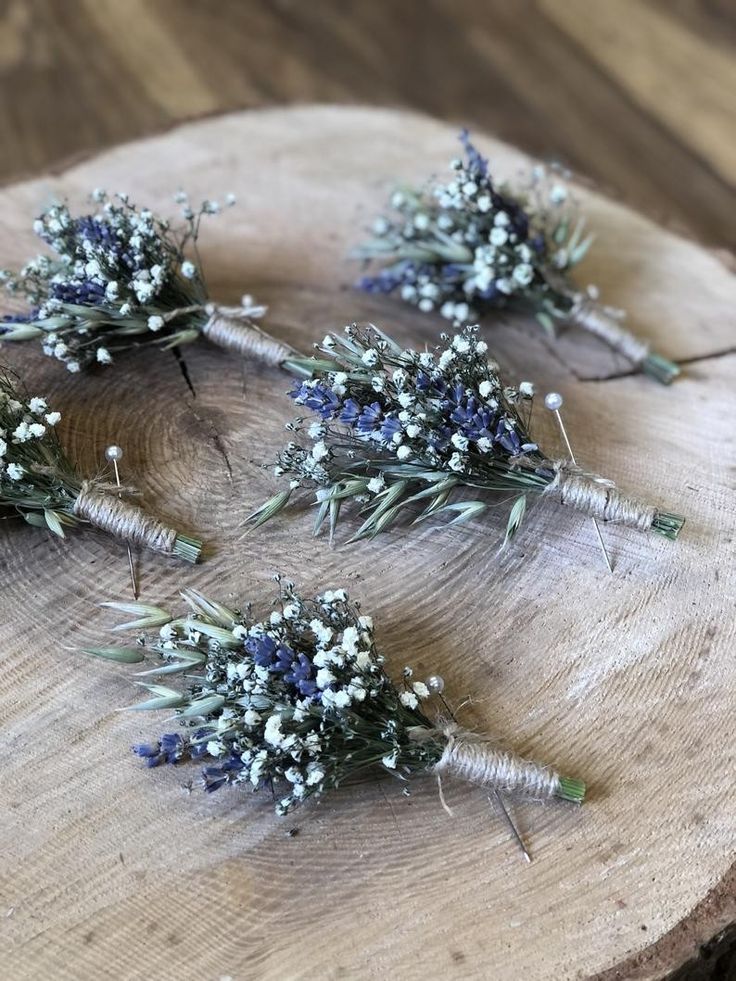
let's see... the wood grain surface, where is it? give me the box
[0,0,734,251]
[0,106,735,981]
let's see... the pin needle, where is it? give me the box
[105,445,138,598]
[544,392,613,573]
[425,674,530,862]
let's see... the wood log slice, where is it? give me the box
[0,106,734,981]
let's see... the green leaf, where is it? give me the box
[503,495,527,547]
[178,694,226,718]
[44,509,66,538]
[23,512,48,529]
[101,601,172,632]
[570,234,595,266]
[81,646,146,663]
[245,489,292,529]
[439,500,487,526]
[535,311,557,338]
[124,694,188,712]
[134,652,206,676]
[180,589,237,627]
[183,620,239,647]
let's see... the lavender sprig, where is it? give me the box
[248,324,684,547]
[87,579,585,814]
[0,191,305,375]
[356,132,679,384]
[0,368,201,562]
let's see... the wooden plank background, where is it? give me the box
[0,0,734,249]
[0,2,734,979]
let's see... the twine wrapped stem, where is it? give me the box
[73,482,201,562]
[544,462,684,540]
[568,298,680,385]
[414,725,584,804]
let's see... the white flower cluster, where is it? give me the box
[132,583,438,815]
[1,189,234,371]
[0,388,60,486]
[285,325,537,489]
[359,134,587,332]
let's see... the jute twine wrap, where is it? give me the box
[569,297,649,366]
[200,298,295,365]
[546,461,656,531]
[73,481,177,554]
[412,725,560,801]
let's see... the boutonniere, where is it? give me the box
[1,191,306,375]
[87,579,585,816]
[249,324,683,558]
[0,368,201,562]
[355,131,679,384]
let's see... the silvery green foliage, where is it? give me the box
[250,323,547,544]
[357,131,591,338]
[92,580,442,816]
[0,369,80,537]
[0,190,240,370]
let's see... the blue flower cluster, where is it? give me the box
[132,729,210,768]
[246,633,318,698]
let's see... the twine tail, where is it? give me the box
[545,463,684,540]
[568,299,680,384]
[433,727,584,804]
[201,300,295,366]
[73,482,202,562]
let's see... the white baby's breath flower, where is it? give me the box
[367,474,385,494]
[310,618,334,646]
[263,715,285,747]
[7,463,23,481]
[29,397,46,414]
[180,260,196,279]
[362,348,379,367]
[147,315,164,331]
[316,667,336,689]
[382,752,398,769]
[412,681,430,700]
[513,263,533,286]
[549,184,567,204]
[96,347,112,364]
[311,440,329,462]
[438,349,455,371]
[452,334,470,353]
[12,422,30,442]
[399,691,419,709]
[490,227,508,247]
[28,423,45,438]
[519,381,535,397]
[479,379,493,398]
[396,445,411,461]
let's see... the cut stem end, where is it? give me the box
[556,775,586,804]
[173,533,203,563]
[652,511,685,541]
[642,352,680,385]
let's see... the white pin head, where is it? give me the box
[426,674,445,694]
[105,444,123,462]
[544,392,563,412]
